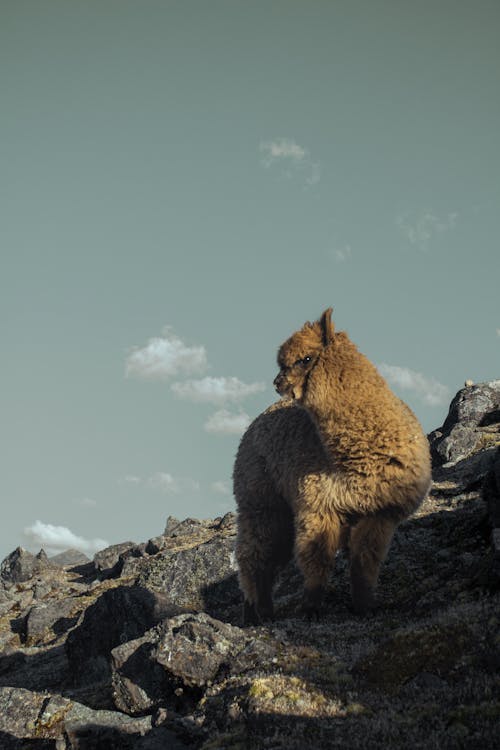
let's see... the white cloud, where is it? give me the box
[496,328,500,338]
[125,327,207,380]
[171,376,266,405]
[259,138,320,186]
[204,409,251,435]
[332,244,352,263]
[378,363,450,406]
[23,520,108,556]
[260,138,307,164]
[123,475,141,484]
[147,472,200,495]
[396,210,458,251]
[211,479,231,495]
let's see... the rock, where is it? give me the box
[1,547,38,589]
[137,535,240,621]
[145,536,168,555]
[429,380,500,467]
[33,579,53,600]
[50,549,91,568]
[0,686,61,742]
[25,596,82,646]
[93,541,141,578]
[0,685,184,749]
[214,511,237,531]
[111,612,278,716]
[163,516,181,535]
[65,585,186,685]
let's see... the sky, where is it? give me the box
[1,0,499,560]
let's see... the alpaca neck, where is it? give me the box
[303,342,370,463]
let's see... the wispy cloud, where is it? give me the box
[332,244,352,263]
[259,138,321,186]
[122,472,200,495]
[23,520,108,556]
[125,327,207,380]
[147,472,200,495]
[496,328,500,338]
[204,409,251,435]
[171,376,266,405]
[378,363,450,406]
[123,475,141,484]
[260,138,307,163]
[396,210,458,251]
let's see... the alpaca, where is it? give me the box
[233,308,431,623]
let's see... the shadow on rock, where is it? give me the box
[65,586,186,697]
[0,730,57,749]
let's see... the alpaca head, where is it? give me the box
[274,308,335,402]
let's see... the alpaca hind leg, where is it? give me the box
[236,495,294,624]
[295,512,343,618]
[349,515,397,615]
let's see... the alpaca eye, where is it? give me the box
[295,356,312,367]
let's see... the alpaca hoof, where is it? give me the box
[302,604,321,622]
[242,599,275,626]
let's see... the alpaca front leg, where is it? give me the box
[294,512,342,619]
[349,515,396,614]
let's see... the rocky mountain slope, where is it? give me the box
[1,381,499,749]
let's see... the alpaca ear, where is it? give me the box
[319,307,334,345]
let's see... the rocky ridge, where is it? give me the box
[0,381,499,749]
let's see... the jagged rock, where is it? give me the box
[0,588,16,617]
[144,515,237,568]
[429,380,500,467]
[111,612,278,716]
[25,596,82,646]
[145,536,167,555]
[0,686,189,749]
[93,541,142,578]
[50,549,91,568]
[0,547,42,589]
[65,585,186,685]
[215,511,237,531]
[137,535,240,621]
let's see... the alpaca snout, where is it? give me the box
[273,373,285,394]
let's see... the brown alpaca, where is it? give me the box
[233,309,431,623]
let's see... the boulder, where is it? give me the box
[25,596,82,646]
[93,542,143,578]
[137,535,240,621]
[429,380,500,466]
[50,549,91,568]
[0,686,186,749]
[111,612,278,716]
[65,585,185,685]
[0,547,47,589]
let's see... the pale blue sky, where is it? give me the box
[1,0,499,559]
